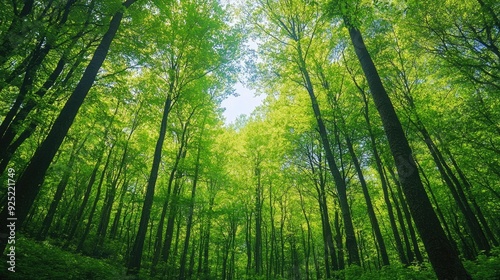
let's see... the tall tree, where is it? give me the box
[325,0,471,278]
[126,0,239,274]
[0,0,137,254]
[252,0,361,265]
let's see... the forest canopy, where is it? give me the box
[0,0,499,279]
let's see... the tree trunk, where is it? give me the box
[0,7,93,172]
[37,140,81,240]
[314,166,338,274]
[334,210,345,270]
[179,131,203,280]
[420,126,490,254]
[296,40,360,265]
[150,121,189,275]
[77,142,115,252]
[161,177,182,265]
[345,134,390,266]
[0,0,137,254]
[0,38,51,144]
[347,26,470,279]
[0,0,35,66]
[298,187,312,280]
[387,173,415,263]
[110,178,130,239]
[95,137,129,254]
[416,159,459,254]
[65,150,103,247]
[392,170,424,263]
[447,151,499,246]
[65,107,119,246]
[202,186,215,279]
[126,92,172,275]
[254,164,263,275]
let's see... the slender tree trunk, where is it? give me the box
[416,159,459,254]
[202,188,215,279]
[161,177,182,265]
[279,202,286,277]
[0,42,90,174]
[451,210,476,259]
[150,127,188,275]
[267,183,275,280]
[65,150,103,246]
[0,38,50,142]
[392,170,424,263]
[222,235,229,280]
[349,69,409,266]
[290,234,301,280]
[371,135,407,265]
[0,0,136,253]
[420,126,490,254]
[448,153,499,246]
[315,174,338,273]
[347,26,470,279]
[77,142,115,252]
[229,216,237,280]
[298,187,312,280]
[254,164,263,275]
[37,140,80,240]
[345,134,390,266]
[296,41,360,265]
[0,7,93,171]
[95,136,129,254]
[334,210,345,270]
[94,175,122,254]
[126,92,172,275]
[65,106,118,246]
[110,178,129,239]
[387,173,415,263]
[179,133,203,280]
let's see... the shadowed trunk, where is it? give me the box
[347,26,470,279]
[0,0,136,254]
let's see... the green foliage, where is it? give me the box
[334,263,436,279]
[463,247,500,280]
[0,236,123,279]
[1,0,499,279]
[327,251,500,280]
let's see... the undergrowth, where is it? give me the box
[0,236,499,279]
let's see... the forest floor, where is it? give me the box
[1,235,499,279]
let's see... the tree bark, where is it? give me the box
[126,93,172,275]
[37,138,83,240]
[347,26,470,279]
[296,40,360,265]
[254,163,263,275]
[0,0,136,254]
[95,139,129,254]
[77,142,115,252]
[179,126,204,280]
[0,2,93,170]
[345,134,390,266]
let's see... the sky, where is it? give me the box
[221,82,265,125]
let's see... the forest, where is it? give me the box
[0,0,499,279]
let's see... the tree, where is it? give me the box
[0,1,498,279]
[325,0,471,278]
[252,0,361,266]
[0,0,137,254]
[126,0,240,274]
